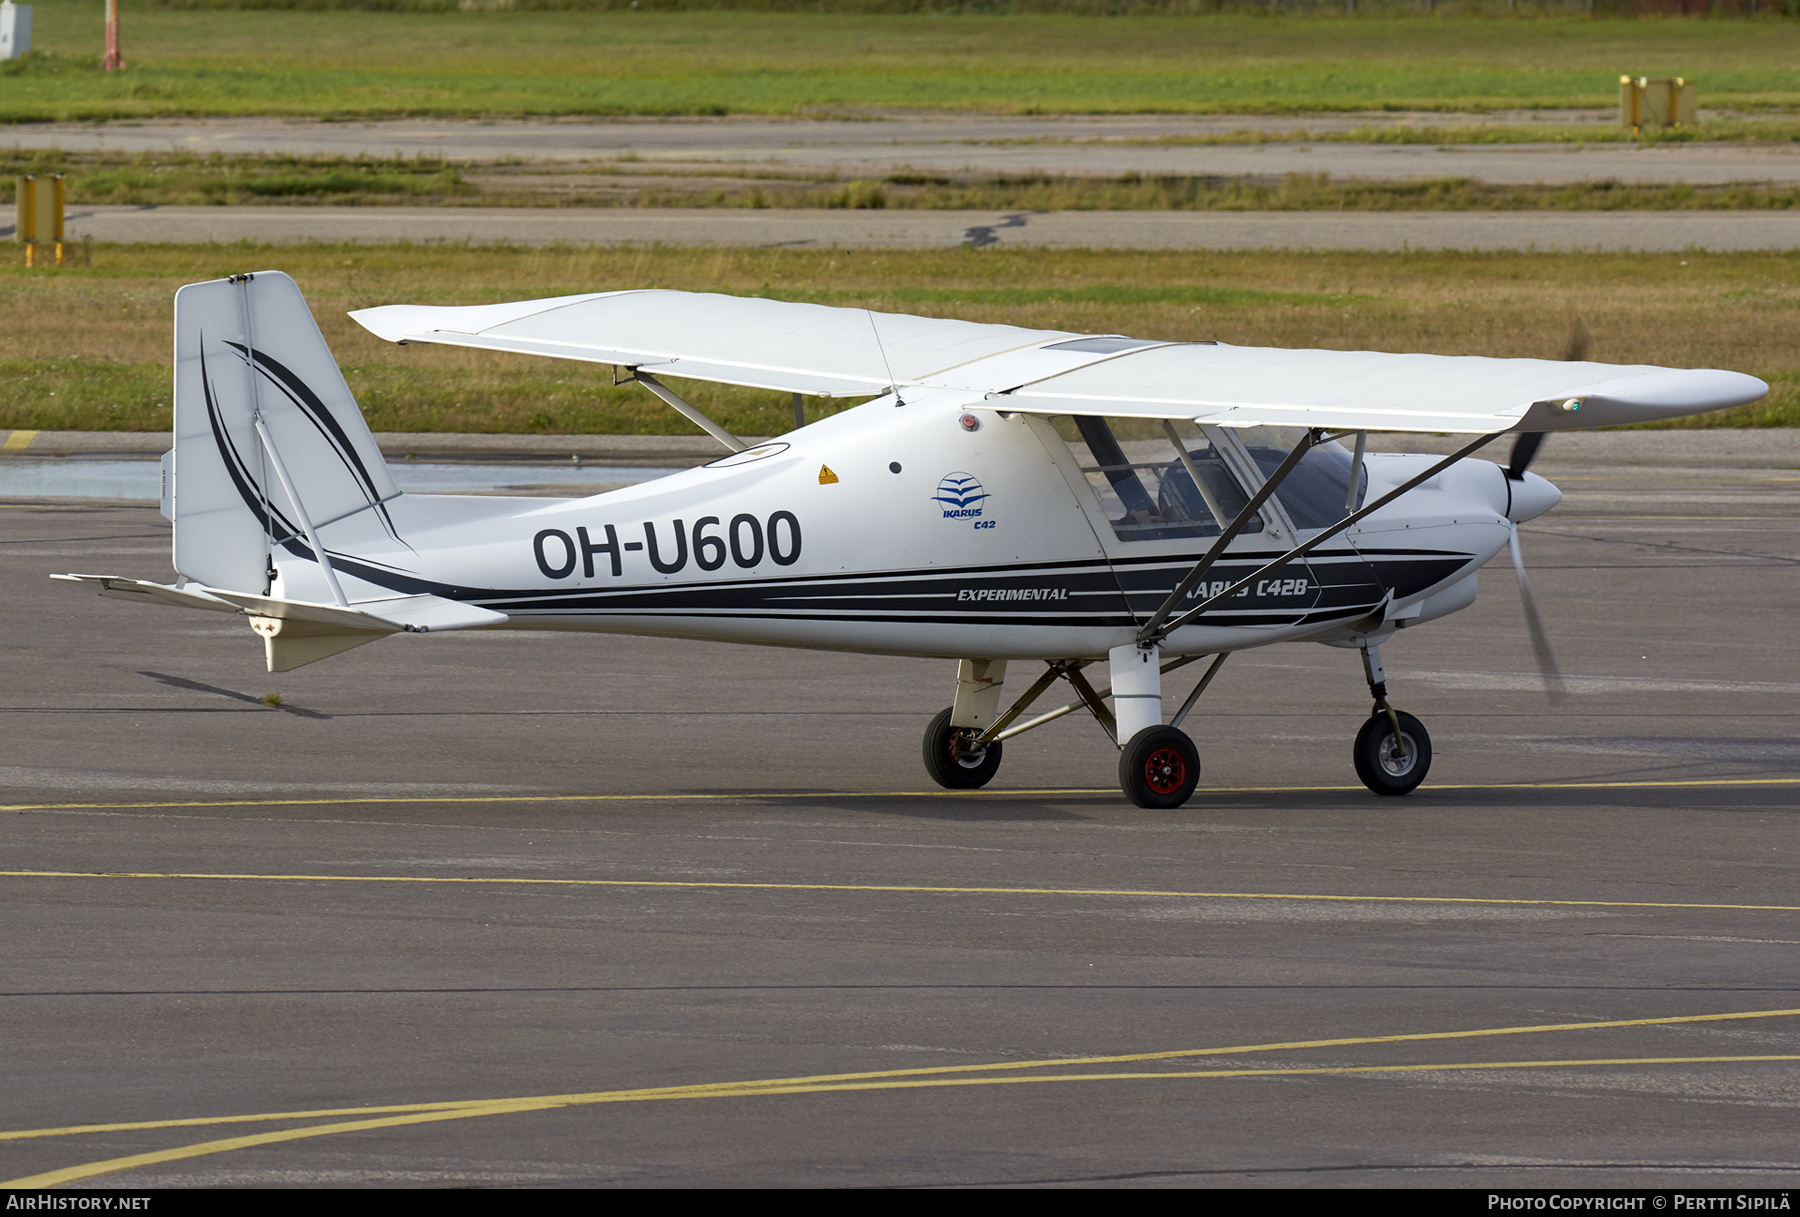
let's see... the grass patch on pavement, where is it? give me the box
[14,149,1800,211]
[2,149,472,206]
[0,243,1794,435]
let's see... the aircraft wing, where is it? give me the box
[351,289,1766,432]
[992,344,1768,434]
[351,290,1074,398]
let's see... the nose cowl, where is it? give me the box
[1506,470,1562,523]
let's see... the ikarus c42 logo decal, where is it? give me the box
[933,472,995,529]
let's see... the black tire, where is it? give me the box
[1118,725,1201,810]
[922,706,1003,790]
[1353,710,1432,796]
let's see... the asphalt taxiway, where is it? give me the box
[50,204,1800,252]
[20,114,1800,251]
[3,435,1798,1188]
[14,113,1800,186]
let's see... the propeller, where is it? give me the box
[1501,316,1587,704]
[1505,318,1590,483]
[1505,431,1545,482]
[1509,522,1566,706]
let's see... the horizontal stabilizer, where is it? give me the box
[51,574,239,612]
[54,574,507,672]
[209,591,508,634]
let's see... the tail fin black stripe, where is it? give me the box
[224,341,401,541]
[200,342,304,546]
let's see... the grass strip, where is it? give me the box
[13,10,1800,120]
[14,150,1800,212]
[2,243,1795,434]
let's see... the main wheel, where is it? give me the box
[1118,725,1201,810]
[1353,710,1432,796]
[922,706,1003,789]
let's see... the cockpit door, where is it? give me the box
[1028,416,1384,635]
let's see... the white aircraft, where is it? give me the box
[55,272,1766,807]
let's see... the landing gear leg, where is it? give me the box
[1353,643,1431,796]
[1111,642,1201,809]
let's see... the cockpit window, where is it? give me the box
[1234,426,1369,531]
[1054,416,1261,543]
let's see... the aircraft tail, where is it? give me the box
[60,271,509,671]
[169,271,399,593]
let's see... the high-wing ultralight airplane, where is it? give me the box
[56,272,1766,807]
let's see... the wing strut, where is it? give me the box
[630,370,747,453]
[976,654,1211,747]
[1138,431,1503,647]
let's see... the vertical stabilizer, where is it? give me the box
[171,272,398,591]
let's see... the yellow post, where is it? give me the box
[15,174,64,267]
[1620,77,1697,134]
[51,173,63,266]
[1672,77,1697,129]
[17,173,35,266]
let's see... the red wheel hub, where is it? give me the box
[1143,746,1187,795]
[947,730,985,769]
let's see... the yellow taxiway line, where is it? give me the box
[20,1057,1800,1189]
[9,1003,1800,1147]
[7,774,1800,815]
[6,999,1799,1188]
[6,868,1799,914]
[11,1057,1800,1190]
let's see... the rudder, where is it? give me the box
[170,271,398,592]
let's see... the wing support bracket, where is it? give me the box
[628,369,748,453]
[1138,431,1503,647]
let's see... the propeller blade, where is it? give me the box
[1509,524,1566,706]
[1504,320,1587,482]
[1506,430,1546,482]
[1562,316,1593,364]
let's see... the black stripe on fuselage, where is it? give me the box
[321,552,1484,631]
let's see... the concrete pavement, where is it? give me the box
[54,203,1800,251]
[3,434,1798,1187]
[11,113,1798,185]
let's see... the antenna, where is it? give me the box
[866,309,903,406]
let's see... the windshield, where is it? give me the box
[1053,416,1261,543]
[1235,426,1369,532]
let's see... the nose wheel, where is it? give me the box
[1353,708,1431,796]
[922,706,1004,789]
[1352,642,1432,796]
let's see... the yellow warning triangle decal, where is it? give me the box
[818,465,839,484]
